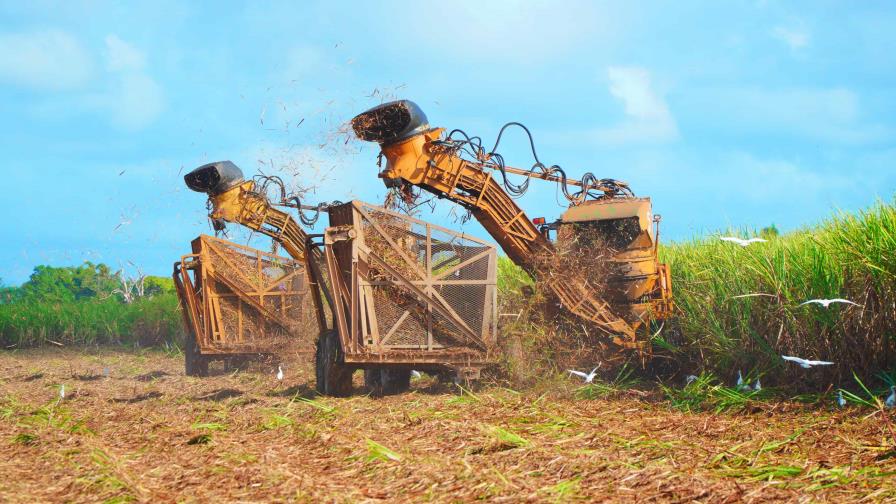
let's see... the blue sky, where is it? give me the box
[1,1,894,285]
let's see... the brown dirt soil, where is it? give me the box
[1,348,894,503]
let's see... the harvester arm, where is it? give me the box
[184,161,309,262]
[351,102,641,347]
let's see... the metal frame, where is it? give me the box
[173,234,311,355]
[370,120,673,352]
[314,201,497,368]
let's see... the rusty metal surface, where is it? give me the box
[174,235,315,355]
[206,180,310,261]
[348,100,677,353]
[321,201,497,366]
[368,128,664,349]
[560,198,653,233]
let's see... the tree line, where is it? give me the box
[0,262,174,305]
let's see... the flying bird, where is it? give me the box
[276,365,284,381]
[568,367,600,384]
[886,386,896,409]
[112,217,132,232]
[837,390,846,408]
[782,355,835,368]
[719,236,767,247]
[799,298,862,308]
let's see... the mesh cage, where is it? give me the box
[306,248,335,330]
[332,202,497,354]
[193,235,316,353]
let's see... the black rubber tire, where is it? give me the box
[315,330,353,397]
[436,370,457,385]
[364,369,412,396]
[184,333,209,377]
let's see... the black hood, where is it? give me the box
[351,100,429,145]
[184,161,245,195]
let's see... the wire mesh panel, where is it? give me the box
[326,202,497,356]
[190,235,316,353]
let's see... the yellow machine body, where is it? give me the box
[207,180,310,262]
[179,162,499,388]
[558,198,673,324]
[355,101,674,351]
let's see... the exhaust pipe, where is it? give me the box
[184,161,245,196]
[351,100,429,145]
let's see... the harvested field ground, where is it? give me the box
[1,348,895,503]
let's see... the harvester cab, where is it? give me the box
[554,198,673,325]
[351,99,674,352]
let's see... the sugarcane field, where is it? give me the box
[2,2,896,502]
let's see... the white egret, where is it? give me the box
[719,236,767,247]
[568,367,600,384]
[782,355,834,368]
[800,298,862,308]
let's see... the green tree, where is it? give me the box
[760,224,780,239]
[144,276,175,296]
[0,278,20,304]
[19,262,119,303]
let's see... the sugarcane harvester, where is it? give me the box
[351,100,673,352]
[173,163,323,376]
[179,162,498,395]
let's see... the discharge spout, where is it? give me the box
[184,161,245,196]
[351,100,430,146]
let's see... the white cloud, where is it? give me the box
[607,67,671,121]
[722,152,845,203]
[105,73,164,129]
[684,86,891,144]
[394,1,620,64]
[686,152,860,231]
[615,150,867,237]
[104,34,146,72]
[0,29,93,90]
[592,66,679,144]
[772,25,810,50]
[11,32,164,129]
[91,34,163,129]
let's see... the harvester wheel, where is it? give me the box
[315,330,353,397]
[224,356,251,372]
[184,334,209,377]
[364,369,411,396]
